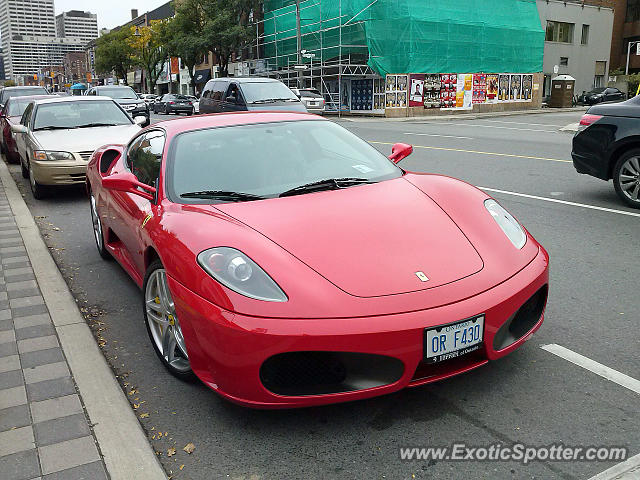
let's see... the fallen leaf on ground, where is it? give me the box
[180,465,185,470]
[167,447,176,457]
[183,442,195,454]
[139,413,149,418]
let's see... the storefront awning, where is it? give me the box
[194,69,211,84]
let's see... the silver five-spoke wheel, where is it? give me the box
[144,266,192,375]
[618,156,640,202]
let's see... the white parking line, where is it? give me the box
[478,119,566,128]
[540,344,640,395]
[403,133,473,140]
[479,187,640,218]
[588,452,640,480]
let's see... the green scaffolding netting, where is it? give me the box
[262,0,544,75]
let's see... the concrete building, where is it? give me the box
[0,49,5,81]
[56,10,98,44]
[537,0,614,97]
[0,0,86,80]
[64,51,89,83]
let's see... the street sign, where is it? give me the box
[293,65,308,70]
[553,65,559,74]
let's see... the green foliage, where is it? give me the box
[3,80,16,87]
[164,0,208,91]
[128,20,168,93]
[95,28,134,81]
[200,0,260,76]
[627,73,640,97]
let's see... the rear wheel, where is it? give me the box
[613,150,640,209]
[143,260,195,381]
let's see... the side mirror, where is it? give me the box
[11,124,28,134]
[133,116,146,126]
[388,143,413,163]
[101,171,156,201]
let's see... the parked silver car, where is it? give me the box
[11,96,143,199]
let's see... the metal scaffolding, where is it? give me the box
[248,0,381,113]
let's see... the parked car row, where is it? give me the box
[0,81,550,409]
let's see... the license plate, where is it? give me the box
[124,105,135,110]
[424,315,484,363]
[308,101,318,106]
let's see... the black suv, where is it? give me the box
[199,77,306,114]
[85,85,150,126]
[0,86,48,110]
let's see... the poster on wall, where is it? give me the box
[423,74,440,109]
[522,74,533,101]
[409,74,425,107]
[473,74,487,104]
[498,74,510,101]
[510,74,522,101]
[456,73,473,109]
[351,79,373,111]
[440,73,457,108]
[373,78,386,112]
[385,74,408,108]
[486,74,498,103]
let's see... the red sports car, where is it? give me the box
[1,95,54,163]
[86,112,549,408]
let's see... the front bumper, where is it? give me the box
[31,158,87,185]
[167,105,193,113]
[168,247,549,408]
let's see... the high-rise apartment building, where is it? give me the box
[56,10,98,44]
[0,0,91,80]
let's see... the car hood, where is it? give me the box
[33,124,141,153]
[113,98,143,105]
[215,177,484,298]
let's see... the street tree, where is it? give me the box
[200,0,260,77]
[95,28,134,83]
[128,20,168,93]
[163,0,208,94]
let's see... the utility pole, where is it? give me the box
[296,0,303,88]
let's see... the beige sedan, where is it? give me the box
[11,96,144,199]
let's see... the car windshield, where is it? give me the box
[168,120,401,202]
[590,88,606,94]
[1,88,48,104]
[33,100,132,130]
[7,98,35,117]
[300,89,322,97]
[240,82,299,103]
[98,87,138,99]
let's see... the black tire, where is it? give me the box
[143,259,196,381]
[0,140,5,155]
[89,192,111,260]
[28,162,46,199]
[613,149,640,209]
[20,157,28,178]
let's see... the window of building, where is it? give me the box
[546,21,574,43]
[560,57,569,66]
[626,0,640,23]
[581,25,590,45]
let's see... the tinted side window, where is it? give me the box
[211,81,228,101]
[21,103,34,127]
[128,131,166,186]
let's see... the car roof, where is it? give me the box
[94,85,135,89]
[7,95,57,102]
[152,111,324,136]
[30,96,117,105]
[207,77,282,84]
[1,86,48,91]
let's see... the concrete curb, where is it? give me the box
[588,453,640,480]
[0,160,167,480]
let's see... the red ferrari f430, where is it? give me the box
[86,112,549,408]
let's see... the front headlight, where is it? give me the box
[197,247,288,302]
[484,199,526,249]
[33,150,74,161]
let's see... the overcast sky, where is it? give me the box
[54,0,166,30]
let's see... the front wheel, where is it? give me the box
[143,260,195,381]
[613,150,640,209]
[90,193,111,259]
[28,162,46,199]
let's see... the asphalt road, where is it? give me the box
[3,109,639,480]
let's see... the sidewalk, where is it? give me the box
[0,160,166,480]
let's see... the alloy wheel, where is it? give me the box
[145,268,191,373]
[618,156,640,202]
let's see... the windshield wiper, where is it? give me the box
[33,125,76,131]
[248,99,277,104]
[76,123,122,128]
[179,190,267,202]
[279,178,373,198]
